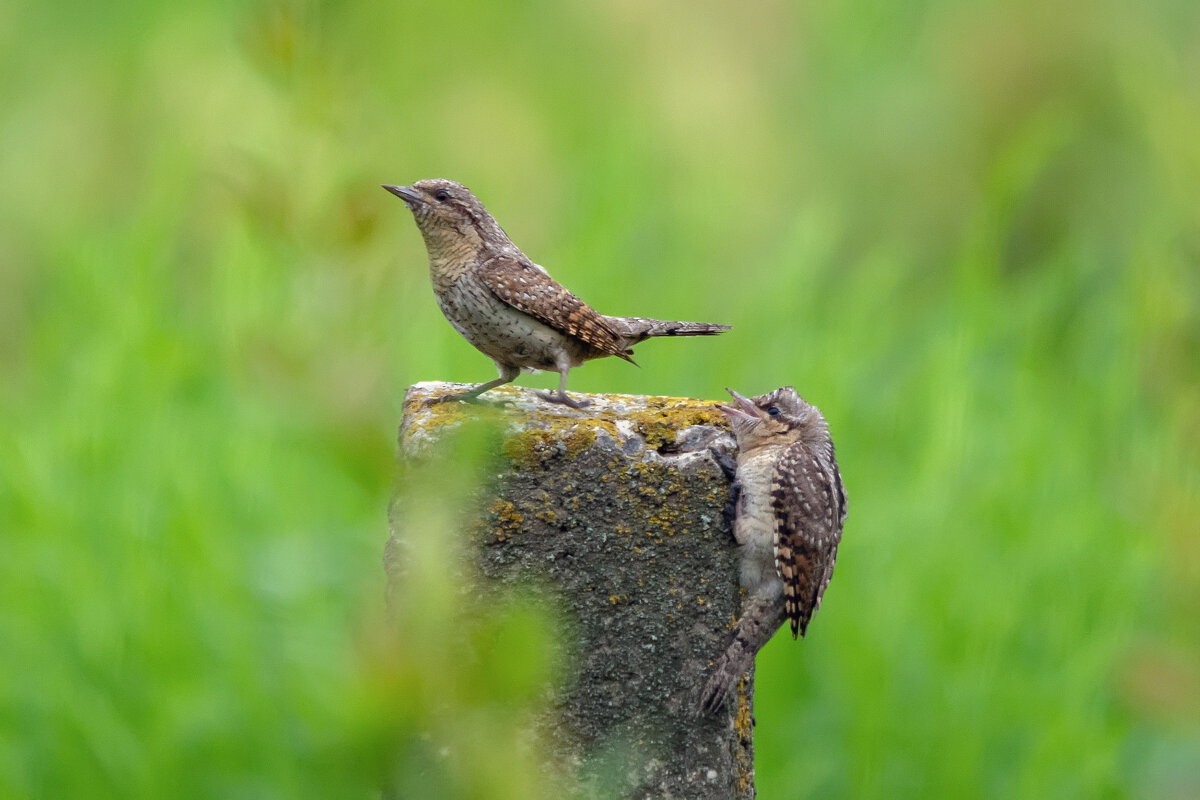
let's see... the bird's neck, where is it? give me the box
[736,440,789,468]
[420,224,486,287]
[422,220,522,290]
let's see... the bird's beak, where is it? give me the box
[715,388,760,422]
[382,184,423,205]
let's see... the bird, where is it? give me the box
[382,179,731,408]
[699,386,847,715]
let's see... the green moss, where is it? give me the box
[500,418,600,467]
[400,392,484,442]
[621,400,730,451]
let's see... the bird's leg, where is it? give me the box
[538,353,590,409]
[423,363,519,407]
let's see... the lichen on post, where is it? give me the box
[386,381,756,798]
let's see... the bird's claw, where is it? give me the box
[698,670,734,716]
[538,391,591,409]
[708,445,738,482]
[420,392,504,409]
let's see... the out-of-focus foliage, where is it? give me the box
[1,0,1197,797]
[377,428,566,800]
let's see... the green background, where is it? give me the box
[3,0,1198,797]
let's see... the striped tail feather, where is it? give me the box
[697,590,786,715]
[606,316,732,343]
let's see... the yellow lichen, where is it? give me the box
[621,400,731,451]
[501,421,599,467]
[496,411,622,467]
[734,679,755,792]
[488,498,524,542]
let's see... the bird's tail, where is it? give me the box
[697,590,786,715]
[606,316,731,344]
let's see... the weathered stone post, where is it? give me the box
[386,382,755,798]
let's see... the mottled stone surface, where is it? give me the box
[387,382,756,799]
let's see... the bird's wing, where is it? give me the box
[477,256,632,359]
[771,440,846,638]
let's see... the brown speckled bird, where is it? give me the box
[383,179,730,408]
[699,386,847,714]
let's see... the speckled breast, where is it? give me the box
[436,272,570,370]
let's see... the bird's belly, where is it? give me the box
[734,455,784,595]
[436,285,568,369]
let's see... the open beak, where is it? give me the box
[715,387,761,422]
[382,184,423,205]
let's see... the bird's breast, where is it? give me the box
[434,273,576,369]
[733,448,786,593]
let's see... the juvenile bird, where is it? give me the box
[699,386,847,715]
[383,179,730,408]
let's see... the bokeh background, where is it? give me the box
[3,0,1199,797]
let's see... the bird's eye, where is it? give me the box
[434,190,450,203]
[767,406,781,417]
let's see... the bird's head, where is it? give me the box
[382,179,508,250]
[716,386,827,451]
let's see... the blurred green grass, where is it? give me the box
[2,0,1199,797]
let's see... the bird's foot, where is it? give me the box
[538,390,591,409]
[707,446,741,540]
[420,392,504,409]
[721,485,741,540]
[708,445,739,482]
[697,661,738,717]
